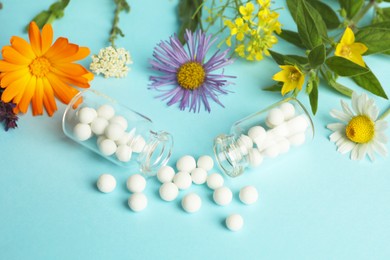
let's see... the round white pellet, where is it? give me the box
[176,155,196,172]
[91,117,109,135]
[96,174,116,193]
[206,173,224,190]
[159,182,179,201]
[267,108,285,126]
[78,107,97,124]
[226,214,244,232]
[99,139,117,156]
[213,186,233,206]
[110,115,128,130]
[277,138,290,154]
[280,102,296,120]
[269,123,290,137]
[73,123,92,141]
[190,168,207,185]
[157,166,175,183]
[181,193,202,213]
[248,148,263,167]
[116,131,134,145]
[131,135,146,153]
[128,193,147,212]
[126,174,146,193]
[248,126,266,146]
[289,133,306,146]
[96,135,105,146]
[105,123,125,141]
[239,186,259,205]
[115,144,132,162]
[173,171,192,190]
[263,145,279,158]
[197,155,214,171]
[287,115,309,135]
[238,134,253,149]
[97,104,115,120]
[265,118,276,129]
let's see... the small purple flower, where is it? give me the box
[149,29,235,113]
[0,89,18,131]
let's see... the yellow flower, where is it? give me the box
[335,27,368,67]
[272,65,305,96]
[239,2,255,21]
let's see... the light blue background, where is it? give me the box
[1,1,390,259]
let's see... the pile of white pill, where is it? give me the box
[73,104,146,163]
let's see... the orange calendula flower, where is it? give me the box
[272,65,304,96]
[0,22,94,116]
[335,27,368,67]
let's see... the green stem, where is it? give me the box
[378,106,390,120]
[349,0,375,28]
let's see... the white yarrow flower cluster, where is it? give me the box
[90,46,133,78]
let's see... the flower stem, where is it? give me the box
[349,0,375,28]
[379,106,390,120]
[109,0,130,48]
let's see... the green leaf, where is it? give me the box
[327,80,353,97]
[269,50,308,66]
[295,0,323,49]
[263,82,283,92]
[177,0,203,44]
[308,80,318,115]
[308,44,325,69]
[326,56,369,76]
[352,70,388,99]
[30,11,52,29]
[307,0,341,29]
[355,28,390,55]
[338,0,364,19]
[286,0,298,22]
[278,30,305,48]
[359,21,390,30]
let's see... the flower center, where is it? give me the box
[345,115,375,143]
[288,71,300,82]
[340,45,352,57]
[29,57,51,77]
[176,62,205,90]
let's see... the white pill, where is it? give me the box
[110,115,128,130]
[190,168,207,185]
[91,117,109,135]
[280,102,295,120]
[248,126,266,146]
[265,118,276,128]
[97,135,105,145]
[257,132,277,152]
[226,214,244,232]
[116,131,134,145]
[159,182,179,201]
[213,186,233,206]
[73,123,92,141]
[267,108,285,126]
[78,107,97,124]
[248,148,263,167]
[130,135,146,153]
[287,115,309,135]
[268,123,290,137]
[239,186,259,205]
[116,144,132,162]
[173,171,192,190]
[99,139,117,156]
[277,138,290,154]
[263,145,279,158]
[97,104,115,120]
[105,123,125,141]
[126,174,146,193]
[157,165,175,183]
[182,193,202,213]
[289,133,306,146]
[197,155,214,171]
[128,193,147,212]
[206,173,224,190]
[96,174,116,193]
[176,155,196,172]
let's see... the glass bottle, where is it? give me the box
[62,89,173,175]
[213,97,314,177]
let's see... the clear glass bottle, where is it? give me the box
[62,89,173,175]
[213,97,314,177]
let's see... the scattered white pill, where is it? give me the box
[96,174,116,193]
[289,133,306,146]
[110,115,128,130]
[128,193,148,212]
[116,144,132,162]
[176,155,196,172]
[287,115,309,135]
[157,165,175,183]
[130,135,146,153]
[190,168,207,185]
[182,193,202,213]
[78,107,97,124]
[206,173,224,190]
[267,108,285,126]
[173,171,192,190]
[197,155,214,171]
[116,131,134,145]
[99,139,117,156]
[248,126,266,146]
[126,174,146,193]
[226,214,244,232]
[277,138,290,154]
[90,117,109,135]
[239,186,259,205]
[105,123,125,141]
[248,148,263,167]
[73,123,92,141]
[159,182,179,201]
[280,102,295,120]
[213,186,233,206]
[97,104,115,120]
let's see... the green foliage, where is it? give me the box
[355,27,390,55]
[109,0,131,48]
[28,0,70,29]
[177,0,203,44]
[307,0,340,29]
[295,0,323,49]
[338,0,364,19]
[352,70,388,99]
[308,44,325,69]
[325,56,369,77]
[308,80,318,114]
[278,30,305,49]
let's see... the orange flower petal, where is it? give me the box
[0,60,27,72]
[2,46,32,65]
[10,36,36,60]
[41,23,53,55]
[55,47,90,63]
[83,72,94,81]
[32,77,44,116]
[44,37,69,59]
[42,77,57,116]
[46,73,79,104]
[48,44,79,62]
[28,22,42,56]
[1,74,31,103]
[54,63,89,76]
[18,76,37,113]
[1,67,30,87]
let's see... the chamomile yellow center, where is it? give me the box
[177,62,205,90]
[345,115,375,143]
[29,57,51,77]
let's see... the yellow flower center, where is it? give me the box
[340,45,352,57]
[29,57,51,77]
[288,71,300,82]
[345,115,375,143]
[176,62,206,90]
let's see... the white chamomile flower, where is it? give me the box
[90,46,133,78]
[327,92,388,161]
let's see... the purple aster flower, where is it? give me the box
[0,89,18,131]
[149,29,235,113]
